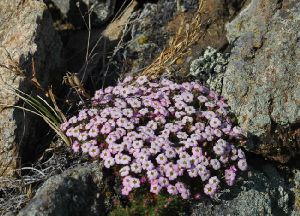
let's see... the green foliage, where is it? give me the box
[3,87,70,146]
[109,191,191,216]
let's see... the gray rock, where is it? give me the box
[191,164,294,216]
[125,1,177,74]
[0,0,63,176]
[291,169,300,216]
[222,0,300,163]
[18,161,107,216]
[47,0,116,27]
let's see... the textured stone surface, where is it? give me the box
[191,164,294,216]
[0,0,62,176]
[292,169,300,216]
[223,0,300,163]
[47,0,116,27]
[17,161,106,216]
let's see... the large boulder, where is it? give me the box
[191,163,294,216]
[45,0,116,27]
[223,0,300,163]
[0,0,63,176]
[17,161,108,216]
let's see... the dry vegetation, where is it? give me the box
[141,0,205,79]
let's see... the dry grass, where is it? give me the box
[0,143,81,215]
[141,0,207,79]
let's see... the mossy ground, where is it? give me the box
[109,190,191,216]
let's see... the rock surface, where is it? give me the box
[17,161,106,216]
[223,0,300,163]
[0,0,62,176]
[46,0,116,27]
[191,163,294,216]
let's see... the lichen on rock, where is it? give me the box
[189,46,228,93]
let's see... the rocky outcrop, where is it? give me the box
[17,161,107,216]
[0,0,63,176]
[223,0,300,163]
[192,163,294,216]
[46,0,116,27]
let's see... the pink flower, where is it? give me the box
[197,164,207,175]
[165,169,178,181]
[181,92,194,102]
[100,150,111,160]
[204,183,217,197]
[175,182,186,193]
[199,172,210,182]
[210,117,221,128]
[106,134,117,145]
[104,157,115,168]
[136,75,148,85]
[209,176,220,186]
[202,111,216,119]
[158,177,169,187]
[122,108,133,118]
[220,155,229,164]
[225,168,236,186]
[101,123,112,134]
[119,155,131,165]
[122,76,133,83]
[192,147,202,157]
[210,159,221,170]
[120,166,130,177]
[194,193,201,200]
[147,169,159,180]
[88,126,99,137]
[128,98,141,108]
[177,158,191,169]
[197,95,208,103]
[110,108,122,119]
[205,102,216,108]
[60,122,69,131]
[237,159,247,171]
[167,185,178,195]
[72,141,80,152]
[121,186,132,196]
[214,129,222,137]
[132,140,143,149]
[142,161,154,171]
[180,190,190,199]
[130,177,140,188]
[165,148,176,158]
[88,146,100,157]
[130,162,142,174]
[156,153,167,165]
[150,183,161,194]
[77,132,88,141]
[81,142,91,153]
[213,144,225,156]
[232,126,243,136]
[175,101,186,110]
[188,168,198,178]
[68,116,78,124]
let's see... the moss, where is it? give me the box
[175,57,184,65]
[109,191,191,216]
[137,35,149,45]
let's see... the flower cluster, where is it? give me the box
[61,76,247,199]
